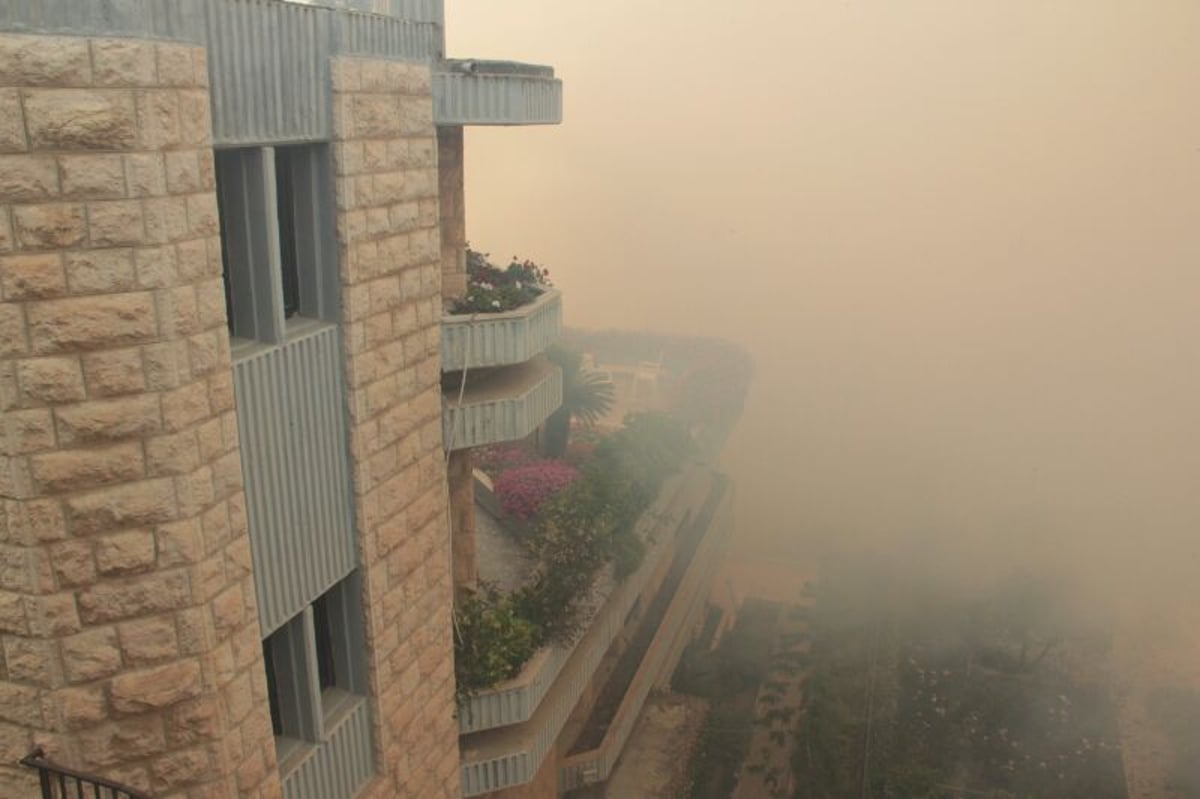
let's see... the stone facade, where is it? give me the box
[330,56,461,798]
[0,33,279,798]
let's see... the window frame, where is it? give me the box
[260,574,367,767]
[214,143,338,348]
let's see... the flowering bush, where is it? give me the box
[494,460,579,521]
[475,442,539,478]
[450,249,551,314]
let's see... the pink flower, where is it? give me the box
[494,460,580,521]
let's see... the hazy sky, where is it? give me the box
[445,1,1200,612]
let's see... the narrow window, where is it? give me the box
[274,147,301,319]
[213,144,335,345]
[262,639,283,736]
[312,590,338,693]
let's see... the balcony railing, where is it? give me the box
[442,288,562,372]
[558,477,731,792]
[458,469,715,796]
[443,356,563,451]
[20,748,149,799]
[434,61,563,126]
[457,468,706,734]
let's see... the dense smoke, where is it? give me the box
[447,1,1199,793]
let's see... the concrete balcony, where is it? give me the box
[457,469,715,796]
[433,60,563,125]
[443,356,562,451]
[441,288,562,372]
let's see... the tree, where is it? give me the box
[541,345,614,458]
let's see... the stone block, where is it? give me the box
[143,340,189,390]
[175,238,211,281]
[111,660,203,713]
[157,519,204,567]
[0,682,42,726]
[27,292,156,353]
[152,746,212,790]
[65,477,176,536]
[31,441,144,493]
[0,34,91,86]
[0,408,55,454]
[78,716,166,767]
[4,498,66,544]
[136,90,180,149]
[0,253,65,300]
[164,150,203,194]
[77,568,189,624]
[0,209,12,253]
[400,96,434,136]
[58,154,126,199]
[64,248,136,294]
[0,155,58,202]
[12,203,86,250]
[161,380,211,432]
[124,153,167,197]
[49,539,94,587]
[2,637,57,687]
[177,91,211,146]
[156,44,196,88]
[143,196,189,244]
[119,615,180,665]
[352,94,402,138]
[0,90,26,152]
[57,685,108,729]
[27,591,80,636]
[91,39,158,87]
[81,347,145,397]
[95,528,157,575]
[186,193,219,237]
[17,356,84,404]
[56,394,161,444]
[23,90,137,151]
[88,199,145,246]
[60,626,121,683]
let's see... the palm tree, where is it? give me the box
[541,346,614,458]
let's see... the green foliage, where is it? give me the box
[453,586,537,699]
[542,345,615,458]
[450,249,550,314]
[455,412,695,691]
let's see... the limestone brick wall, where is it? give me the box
[330,56,461,799]
[0,33,279,798]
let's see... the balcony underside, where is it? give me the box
[441,288,562,372]
[434,60,562,125]
[443,357,562,451]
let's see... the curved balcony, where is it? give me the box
[434,60,563,126]
[457,469,716,796]
[441,288,562,372]
[443,356,562,451]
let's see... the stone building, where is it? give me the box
[0,2,734,797]
[0,1,563,796]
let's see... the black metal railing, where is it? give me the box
[19,748,151,799]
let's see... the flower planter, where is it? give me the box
[441,288,562,372]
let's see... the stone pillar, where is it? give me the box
[330,57,461,799]
[447,449,477,593]
[437,125,466,300]
[0,33,279,798]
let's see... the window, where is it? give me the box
[214,144,337,344]
[260,574,365,763]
